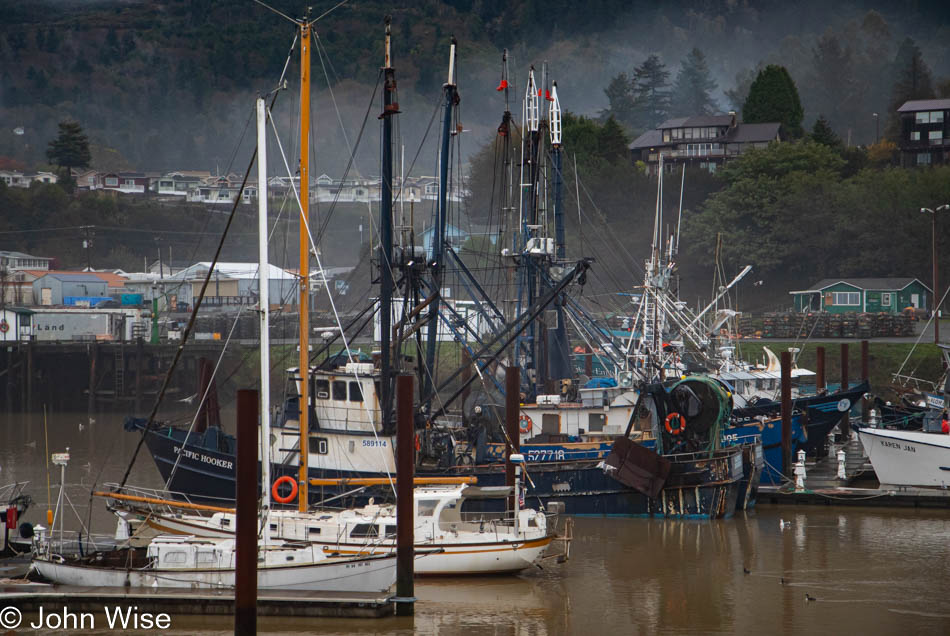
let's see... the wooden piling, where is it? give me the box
[87,341,98,414]
[135,337,144,413]
[861,340,870,425]
[781,350,792,478]
[505,366,521,511]
[840,343,850,437]
[816,346,826,393]
[26,343,33,412]
[234,389,258,635]
[395,373,414,617]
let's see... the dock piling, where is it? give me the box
[861,340,869,425]
[816,346,825,393]
[505,366,521,512]
[395,373,414,617]
[234,389,258,635]
[781,350,792,478]
[840,343,850,438]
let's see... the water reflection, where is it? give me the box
[3,412,950,634]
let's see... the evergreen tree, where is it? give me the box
[808,32,855,133]
[725,68,757,111]
[602,73,636,130]
[811,115,841,148]
[670,48,718,117]
[597,116,630,164]
[885,38,935,140]
[632,54,671,130]
[742,65,804,139]
[46,121,92,187]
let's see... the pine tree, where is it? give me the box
[632,54,671,130]
[47,121,92,187]
[811,115,841,148]
[742,65,804,139]
[597,116,630,164]
[602,73,637,130]
[885,38,935,140]
[670,48,718,117]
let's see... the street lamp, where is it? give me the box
[872,113,879,144]
[920,204,949,344]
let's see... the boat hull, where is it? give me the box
[858,427,950,488]
[31,553,396,593]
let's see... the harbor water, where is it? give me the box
[3,411,950,635]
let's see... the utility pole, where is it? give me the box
[921,205,948,344]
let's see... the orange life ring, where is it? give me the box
[519,414,532,435]
[0,320,8,333]
[664,412,686,435]
[271,475,298,504]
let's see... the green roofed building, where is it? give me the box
[789,278,931,314]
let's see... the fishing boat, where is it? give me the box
[857,427,950,489]
[106,483,555,575]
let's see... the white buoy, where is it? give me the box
[836,449,847,480]
[794,458,807,492]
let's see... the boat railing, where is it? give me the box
[100,482,236,515]
[891,373,939,394]
[0,480,30,503]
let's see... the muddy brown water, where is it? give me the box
[2,411,949,635]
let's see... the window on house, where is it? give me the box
[931,111,944,123]
[832,292,860,306]
[662,130,671,142]
[882,293,892,307]
[911,131,921,141]
[672,128,682,140]
[918,153,932,165]
[217,191,230,199]
[930,130,943,143]
[332,380,347,401]
[916,112,931,124]
[105,177,118,186]
[684,128,693,140]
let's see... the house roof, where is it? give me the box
[37,273,107,283]
[89,271,128,287]
[657,114,734,129]
[175,262,296,281]
[897,98,950,113]
[790,278,931,294]
[722,122,781,143]
[0,250,51,261]
[628,129,663,150]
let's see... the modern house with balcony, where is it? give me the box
[897,98,950,167]
[629,112,781,174]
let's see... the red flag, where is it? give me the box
[496,79,508,91]
[545,89,552,101]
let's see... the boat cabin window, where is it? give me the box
[309,436,329,455]
[417,500,439,517]
[350,523,379,537]
[349,382,364,402]
[163,551,187,564]
[315,379,330,399]
[384,524,396,537]
[220,518,231,527]
[196,551,216,564]
[308,527,321,535]
[270,523,278,531]
[332,381,347,401]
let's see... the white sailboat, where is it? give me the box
[108,483,554,575]
[32,96,397,593]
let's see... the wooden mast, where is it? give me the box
[298,17,311,512]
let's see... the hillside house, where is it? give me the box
[629,113,781,174]
[897,98,950,167]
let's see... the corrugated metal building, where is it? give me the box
[32,273,109,306]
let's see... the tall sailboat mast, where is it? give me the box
[297,16,311,511]
[379,17,398,432]
[422,37,458,406]
[256,97,272,542]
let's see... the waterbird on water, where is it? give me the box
[24,440,36,449]
[743,567,750,575]
[780,518,791,530]
[805,593,816,602]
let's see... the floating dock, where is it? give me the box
[0,582,394,618]
[759,485,950,508]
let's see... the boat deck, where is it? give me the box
[0,582,395,618]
